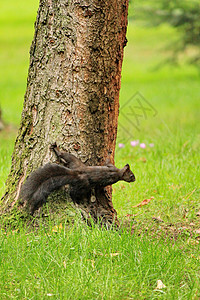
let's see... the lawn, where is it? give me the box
[0,0,200,299]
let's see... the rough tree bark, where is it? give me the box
[1,0,128,225]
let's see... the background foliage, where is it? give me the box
[129,0,200,68]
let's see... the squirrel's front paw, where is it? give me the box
[50,142,57,150]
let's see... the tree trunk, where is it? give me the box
[1,0,128,226]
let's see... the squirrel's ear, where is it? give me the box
[122,164,130,176]
[124,163,130,170]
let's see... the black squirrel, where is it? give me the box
[19,143,135,213]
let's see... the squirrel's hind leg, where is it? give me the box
[50,143,85,169]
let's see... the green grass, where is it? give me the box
[0,221,200,299]
[0,0,200,298]
[0,0,38,125]
[115,24,200,227]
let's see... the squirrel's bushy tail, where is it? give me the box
[19,163,78,212]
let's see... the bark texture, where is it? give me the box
[1,0,128,225]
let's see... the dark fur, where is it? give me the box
[50,143,85,169]
[19,143,135,213]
